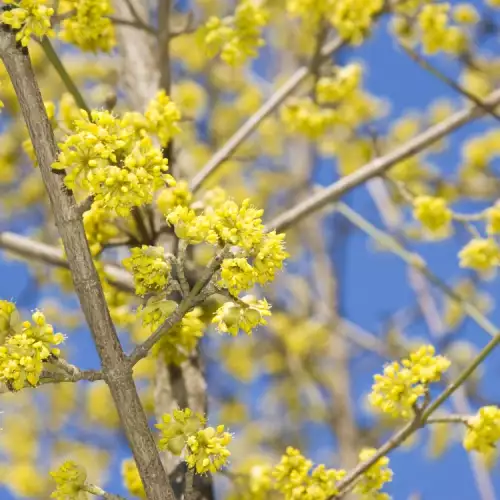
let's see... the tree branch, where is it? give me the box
[0,366,103,394]
[189,36,345,192]
[0,27,175,500]
[266,87,500,233]
[0,231,134,292]
[40,36,90,114]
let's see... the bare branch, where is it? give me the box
[189,36,345,192]
[266,88,500,233]
[400,43,500,122]
[0,365,103,394]
[40,36,90,114]
[0,231,134,292]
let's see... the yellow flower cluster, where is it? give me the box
[86,382,120,429]
[122,459,146,499]
[212,295,271,335]
[282,63,374,139]
[0,0,54,47]
[330,0,384,44]
[154,307,205,365]
[316,64,363,104]
[123,246,171,297]
[52,108,176,217]
[82,204,120,256]
[49,461,87,500]
[156,408,232,473]
[144,90,182,147]
[210,198,265,251]
[281,97,337,139]
[0,307,65,391]
[459,238,500,272]
[418,4,467,55]
[186,425,232,473]
[219,232,287,296]
[412,195,453,237]
[219,258,258,296]
[232,463,273,500]
[60,0,116,53]
[156,180,192,216]
[272,446,346,499]
[173,80,208,119]
[463,406,500,454]
[369,345,450,419]
[166,205,218,244]
[287,0,383,44]
[202,0,269,65]
[354,448,392,500]
[139,296,177,331]
[461,130,500,170]
[165,195,288,296]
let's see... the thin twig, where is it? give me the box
[108,15,158,35]
[84,483,127,500]
[400,43,500,122]
[39,37,90,114]
[176,240,191,297]
[426,414,471,424]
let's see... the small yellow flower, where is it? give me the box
[201,1,269,65]
[354,448,392,500]
[459,238,500,271]
[463,406,500,454]
[145,90,182,147]
[153,308,205,365]
[123,246,171,297]
[369,345,450,419]
[50,461,87,500]
[273,446,346,498]
[186,425,233,473]
[281,97,337,139]
[122,459,146,499]
[212,295,271,335]
[316,64,363,104]
[219,258,257,296]
[418,4,467,55]
[156,180,193,216]
[0,308,65,390]
[156,409,231,473]
[413,195,452,236]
